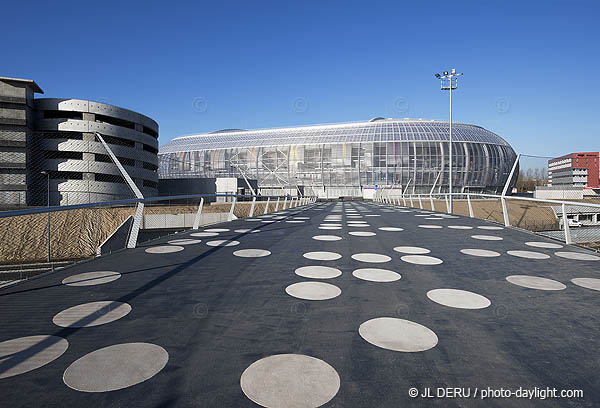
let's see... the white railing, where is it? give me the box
[373,190,600,246]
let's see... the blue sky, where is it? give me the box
[2,0,598,158]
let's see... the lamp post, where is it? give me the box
[40,171,50,263]
[435,69,463,214]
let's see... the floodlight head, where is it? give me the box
[451,68,456,74]
[435,73,441,78]
[443,71,448,75]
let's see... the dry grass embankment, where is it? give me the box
[0,201,283,265]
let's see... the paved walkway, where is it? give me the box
[1,201,599,407]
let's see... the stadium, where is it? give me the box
[158,118,517,198]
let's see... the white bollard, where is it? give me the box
[228,197,237,221]
[249,197,256,217]
[193,197,204,229]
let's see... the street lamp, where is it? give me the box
[435,68,463,213]
[40,171,50,263]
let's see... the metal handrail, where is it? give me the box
[390,192,600,210]
[0,193,316,219]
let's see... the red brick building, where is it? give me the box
[548,152,599,189]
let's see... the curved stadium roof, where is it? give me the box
[159,118,511,153]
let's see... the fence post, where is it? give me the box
[467,194,474,218]
[275,197,280,211]
[127,203,144,249]
[283,196,288,209]
[501,197,510,227]
[264,197,270,214]
[563,203,572,244]
[228,197,237,221]
[249,197,256,217]
[403,196,407,206]
[409,196,414,207]
[419,196,423,209]
[193,197,204,229]
[430,196,435,211]
[445,195,450,213]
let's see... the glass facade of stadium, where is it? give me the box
[158,118,517,197]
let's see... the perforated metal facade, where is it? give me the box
[30,99,159,205]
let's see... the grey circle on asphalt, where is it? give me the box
[303,251,342,261]
[168,238,202,245]
[525,241,563,249]
[190,232,219,237]
[378,227,404,232]
[351,253,391,263]
[365,214,381,217]
[205,228,230,232]
[393,246,430,255]
[63,343,169,392]
[507,250,550,260]
[460,249,501,257]
[418,225,443,229]
[0,335,69,379]
[145,245,184,254]
[400,255,443,265]
[233,249,271,258]
[427,289,491,309]
[206,240,240,247]
[571,278,600,291]
[347,223,369,227]
[245,218,262,222]
[53,301,132,328]
[349,231,376,237]
[62,271,121,287]
[320,223,342,227]
[471,235,503,241]
[285,282,342,300]
[353,268,401,282]
[240,354,340,408]
[234,229,261,233]
[506,275,566,290]
[295,266,342,279]
[448,226,473,230]
[478,226,504,230]
[555,251,600,261]
[319,226,342,230]
[359,317,438,352]
[312,235,342,241]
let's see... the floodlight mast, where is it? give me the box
[435,69,463,213]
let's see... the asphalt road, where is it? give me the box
[0,201,599,407]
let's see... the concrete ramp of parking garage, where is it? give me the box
[0,201,599,407]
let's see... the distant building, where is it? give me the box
[548,152,599,189]
[0,76,159,207]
